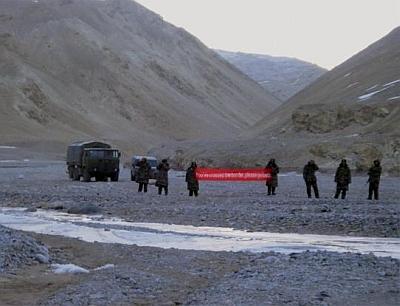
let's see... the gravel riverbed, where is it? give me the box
[0,161,399,305]
[0,162,398,237]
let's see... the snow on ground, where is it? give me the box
[94,264,115,271]
[50,263,114,274]
[345,133,360,138]
[383,79,400,87]
[0,146,16,149]
[51,263,90,274]
[365,84,379,92]
[346,82,359,89]
[0,160,30,163]
[358,87,390,101]
[358,78,400,101]
[388,96,400,101]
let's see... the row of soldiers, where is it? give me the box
[134,157,383,200]
[134,159,199,196]
[266,159,383,200]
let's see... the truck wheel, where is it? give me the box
[68,168,73,179]
[83,170,91,182]
[72,169,80,181]
[111,172,119,182]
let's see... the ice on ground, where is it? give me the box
[387,96,400,101]
[279,172,301,177]
[0,146,17,149]
[51,263,90,274]
[345,134,360,138]
[1,208,399,259]
[94,264,115,271]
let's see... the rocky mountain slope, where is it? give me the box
[0,0,279,157]
[216,50,326,101]
[153,27,400,174]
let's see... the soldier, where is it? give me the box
[265,158,279,195]
[334,159,351,199]
[303,160,320,198]
[186,162,199,197]
[368,159,382,200]
[136,157,151,193]
[156,159,170,195]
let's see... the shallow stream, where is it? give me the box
[0,207,399,258]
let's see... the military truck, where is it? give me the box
[67,141,120,182]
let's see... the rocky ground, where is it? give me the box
[0,161,399,305]
[0,161,398,237]
[0,225,49,273]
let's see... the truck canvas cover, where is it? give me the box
[67,141,111,165]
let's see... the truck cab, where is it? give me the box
[82,148,120,181]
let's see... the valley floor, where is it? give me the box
[0,161,399,305]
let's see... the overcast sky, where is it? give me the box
[135,0,400,69]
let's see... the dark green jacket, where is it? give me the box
[368,165,382,184]
[136,161,151,184]
[335,165,351,188]
[303,163,319,183]
[186,167,199,191]
[265,163,279,187]
[156,162,170,187]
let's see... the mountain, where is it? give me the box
[216,50,326,101]
[249,26,400,137]
[153,27,400,174]
[0,0,280,157]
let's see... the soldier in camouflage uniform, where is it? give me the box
[368,160,382,200]
[156,159,170,195]
[186,162,199,197]
[136,158,151,193]
[265,158,279,195]
[334,159,351,199]
[303,160,320,198]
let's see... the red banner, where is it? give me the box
[196,168,272,182]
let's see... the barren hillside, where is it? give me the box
[216,50,326,101]
[0,0,279,157]
[153,27,400,173]
[249,26,400,137]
